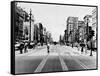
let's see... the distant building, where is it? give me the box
[78,21,85,43]
[33,23,39,43]
[59,35,64,44]
[38,23,43,44]
[43,27,47,43]
[48,33,53,43]
[66,17,78,43]
[23,20,34,41]
[46,31,50,43]
[23,22,30,41]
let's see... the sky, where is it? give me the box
[17,2,95,42]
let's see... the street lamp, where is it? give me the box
[29,9,32,42]
[84,15,92,54]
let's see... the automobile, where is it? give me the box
[30,42,35,47]
[37,43,41,46]
[66,43,70,46]
[28,42,35,49]
[80,43,85,47]
[43,43,46,45]
[53,42,57,45]
[73,42,79,47]
[15,42,21,50]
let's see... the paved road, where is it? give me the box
[15,44,97,74]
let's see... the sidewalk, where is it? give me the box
[15,45,47,57]
[63,45,96,57]
[72,46,96,57]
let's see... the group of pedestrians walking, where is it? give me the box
[18,42,51,54]
[70,42,95,56]
[19,42,28,54]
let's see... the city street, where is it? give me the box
[15,45,97,74]
[12,3,97,75]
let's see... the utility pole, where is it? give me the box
[84,15,92,54]
[29,9,32,42]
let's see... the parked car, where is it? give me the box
[30,42,35,48]
[27,42,35,49]
[80,43,85,47]
[15,42,23,50]
[66,43,70,46]
[73,42,79,47]
[37,43,41,46]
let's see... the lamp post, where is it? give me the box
[29,9,32,42]
[84,15,92,54]
[85,18,89,54]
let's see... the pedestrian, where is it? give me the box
[19,42,24,54]
[47,43,50,54]
[81,46,84,53]
[24,42,28,53]
[77,44,80,51]
[72,44,73,48]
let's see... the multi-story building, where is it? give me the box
[43,27,47,43]
[33,23,49,44]
[23,22,30,41]
[66,17,78,44]
[15,3,29,42]
[15,5,24,41]
[33,23,39,43]
[59,35,64,44]
[78,21,85,43]
[83,15,92,41]
[38,23,43,44]
[23,20,34,42]
[92,8,97,48]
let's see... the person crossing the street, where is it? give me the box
[24,42,28,53]
[47,43,50,54]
